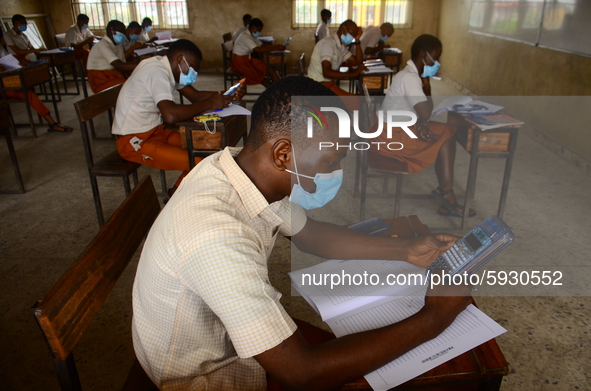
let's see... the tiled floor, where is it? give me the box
[0,74,589,390]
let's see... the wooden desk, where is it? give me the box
[0,101,25,193]
[382,50,402,73]
[0,61,59,138]
[177,103,248,169]
[261,50,289,78]
[448,112,520,229]
[340,215,508,390]
[38,49,82,98]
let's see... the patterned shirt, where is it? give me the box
[132,147,306,390]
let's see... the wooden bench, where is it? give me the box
[31,176,161,391]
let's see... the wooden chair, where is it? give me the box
[31,175,161,391]
[297,53,306,76]
[355,85,408,219]
[73,85,168,227]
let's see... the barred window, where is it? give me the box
[71,0,189,30]
[292,0,413,28]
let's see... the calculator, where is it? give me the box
[427,216,514,276]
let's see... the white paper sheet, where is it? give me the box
[203,103,251,118]
[155,31,172,40]
[362,65,394,74]
[326,299,507,391]
[0,54,22,70]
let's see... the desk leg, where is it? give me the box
[497,131,518,219]
[3,127,25,193]
[23,88,37,138]
[48,78,60,124]
[51,64,62,103]
[462,136,481,230]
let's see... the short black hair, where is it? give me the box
[246,76,343,152]
[107,20,125,33]
[77,14,89,22]
[142,17,152,26]
[128,21,141,30]
[320,9,331,18]
[249,18,263,29]
[243,14,252,22]
[167,39,203,61]
[12,14,26,25]
[339,19,356,30]
[411,34,442,58]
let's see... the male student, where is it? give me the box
[138,17,157,44]
[4,15,42,63]
[112,39,241,194]
[64,14,95,63]
[0,30,72,133]
[232,13,252,42]
[374,34,474,218]
[131,76,472,390]
[315,8,332,41]
[86,20,138,93]
[232,18,284,87]
[359,22,394,59]
[307,19,365,109]
[122,21,144,55]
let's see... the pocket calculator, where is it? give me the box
[427,216,514,276]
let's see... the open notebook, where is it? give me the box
[289,259,506,390]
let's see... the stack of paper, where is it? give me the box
[289,259,506,391]
[0,54,22,70]
[363,65,393,74]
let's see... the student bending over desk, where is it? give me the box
[0,32,72,133]
[232,13,252,43]
[359,22,394,59]
[111,39,243,197]
[87,20,138,93]
[232,18,284,87]
[122,21,144,55]
[307,19,365,112]
[374,34,475,218]
[138,17,157,44]
[131,76,472,390]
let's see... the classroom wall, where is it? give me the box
[438,0,591,163]
[4,0,45,15]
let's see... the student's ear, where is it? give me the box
[271,139,292,171]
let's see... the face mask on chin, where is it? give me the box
[112,31,126,44]
[286,146,343,210]
[421,52,440,78]
[340,32,354,46]
[178,56,198,86]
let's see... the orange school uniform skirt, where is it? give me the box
[231,54,267,85]
[87,69,126,93]
[370,121,456,174]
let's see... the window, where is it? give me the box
[292,0,413,28]
[71,0,189,30]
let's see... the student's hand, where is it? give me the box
[404,234,459,268]
[84,37,94,45]
[233,78,247,101]
[384,44,391,49]
[420,275,472,335]
[355,27,364,42]
[207,92,230,111]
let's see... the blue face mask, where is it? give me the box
[178,56,198,86]
[341,32,354,46]
[286,148,343,210]
[129,34,138,41]
[81,24,89,30]
[380,35,388,42]
[327,18,332,24]
[113,31,126,44]
[145,26,151,32]
[422,52,440,78]
[252,31,261,38]
[18,24,27,32]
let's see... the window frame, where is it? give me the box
[71,0,190,30]
[292,0,413,29]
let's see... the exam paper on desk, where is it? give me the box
[290,259,506,391]
[203,103,251,118]
[0,54,22,70]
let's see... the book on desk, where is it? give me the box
[289,259,506,391]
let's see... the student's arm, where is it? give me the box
[110,59,138,73]
[256,282,472,390]
[292,217,457,268]
[157,94,228,125]
[365,42,389,55]
[124,43,143,61]
[71,37,94,50]
[321,59,361,80]
[7,44,40,56]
